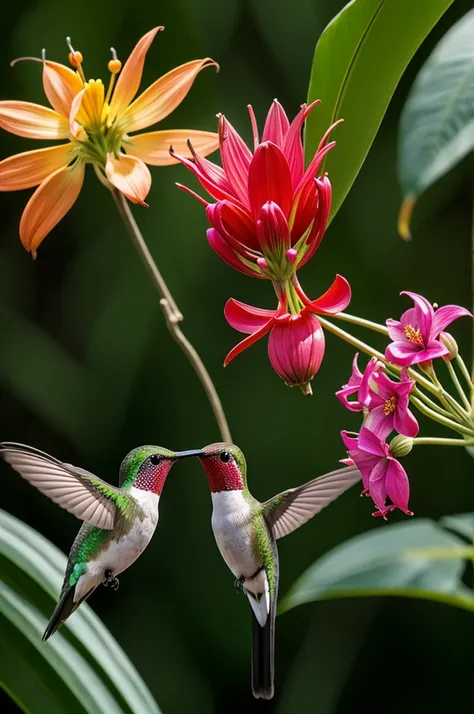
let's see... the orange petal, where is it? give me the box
[0,143,74,190]
[108,27,164,123]
[105,153,151,205]
[43,61,84,118]
[127,129,219,165]
[20,162,85,255]
[0,101,69,140]
[123,58,218,133]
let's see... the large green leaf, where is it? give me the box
[397,9,474,238]
[305,0,455,222]
[280,517,474,614]
[0,509,161,714]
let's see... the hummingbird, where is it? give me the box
[0,441,192,640]
[191,442,361,700]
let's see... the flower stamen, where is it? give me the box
[105,47,122,105]
[383,396,397,415]
[66,37,86,82]
[404,324,424,346]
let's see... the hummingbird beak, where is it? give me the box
[174,449,205,460]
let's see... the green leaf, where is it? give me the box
[397,9,474,238]
[305,0,455,223]
[0,509,161,714]
[281,517,474,614]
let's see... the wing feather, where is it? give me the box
[264,466,361,539]
[0,444,118,529]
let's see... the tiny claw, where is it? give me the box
[103,569,120,591]
[234,575,245,592]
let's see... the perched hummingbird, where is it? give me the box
[0,442,190,640]
[192,442,361,700]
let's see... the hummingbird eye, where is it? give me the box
[219,451,232,463]
[150,454,162,466]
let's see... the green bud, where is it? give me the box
[389,435,414,458]
[440,332,458,361]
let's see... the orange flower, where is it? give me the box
[0,28,219,256]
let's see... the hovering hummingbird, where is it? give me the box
[0,442,191,640]
[190,442,361,700]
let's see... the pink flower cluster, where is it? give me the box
[339,292,471,518]
[175,100,351,393]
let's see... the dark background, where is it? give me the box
[1,1,473,712]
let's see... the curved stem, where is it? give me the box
[409,396,474,437]
[331,311,389,335]
[112,189,232,443]
[456,354,473,392]
[446,361,471,411]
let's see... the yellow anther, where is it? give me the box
[108,59,122,74]
[403,324,424,346]
[68,50,83,68]
[383,396,397,415]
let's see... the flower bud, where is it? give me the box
[268,312,325,393]
[389,435,414,458]
[440,331,458,361]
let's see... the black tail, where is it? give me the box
[251,603,275,699]
[42,585,95,641]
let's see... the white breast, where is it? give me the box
[74,489,159,601]
[211,490,259,579]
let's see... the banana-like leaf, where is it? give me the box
[305,0,455,223]
[0,509,161,714]
[397,9,474,238]
[280,516,474,614]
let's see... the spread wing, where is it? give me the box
[0,442,119,530]
[263,465,361,540]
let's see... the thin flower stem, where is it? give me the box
[411,387,455,420]
[409,396,474,437]
[331,311,389,335]
[446,361,471,411]
[413,437,474,447]
[456,354,473,393]
[112,189,232,443]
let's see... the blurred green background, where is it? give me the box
[1,0,473,712]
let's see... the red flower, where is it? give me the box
[224,274,351,392]
[172,99,341,281]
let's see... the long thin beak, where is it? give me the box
[174,449,205,459]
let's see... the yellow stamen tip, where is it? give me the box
[68,50,83,68]
[108,59,122,74]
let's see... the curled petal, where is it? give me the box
[19,162,85,255]
[109,27,164,122]
[124,58,218,133]
[0,101,69,140]
[43,61,83,118]
[0,143,73,191]
[105,153,151,205]
[219,115,253,204]
[248,142,293,219]
[224,316,276,366]
[401,291,433,341]
[171,148,237,203]
[207,228,262,278]
[431,304,472,338]
[206,201,258,252]
[301,274,352,314]
[225,298,276,334]
[261,100,290,148]
[127,129,219,165]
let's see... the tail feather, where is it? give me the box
[250,600,275,699]
[42,585,95,641]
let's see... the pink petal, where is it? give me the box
[358,426,386,456]
[393,404,419,438]
[207,228,261,278]
[206,201,258,253]
[302,275,352,314]
[385,459,411,514]
[368,460,389,511]
[298,175,332,265]
[385,341,448,366]
[268,312,325,386]
[283,100,320,188]
[261,100,290,148]
[224,316,276,366]
[386,319,406,342]
[248,142,293,219]
[218,114,252,206]
[364,406,393,442]
[335,383,364,412]
[294,132,337,199]
[225,298,276,334]
[431,305,472,338]
[358,358,380,406]
[171,149,238,204]
[401,291,433,342]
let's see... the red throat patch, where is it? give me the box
[134,460,174,494]
[198,455,244,492]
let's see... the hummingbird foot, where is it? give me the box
[234,575,245,593]
[103,570,120,591]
